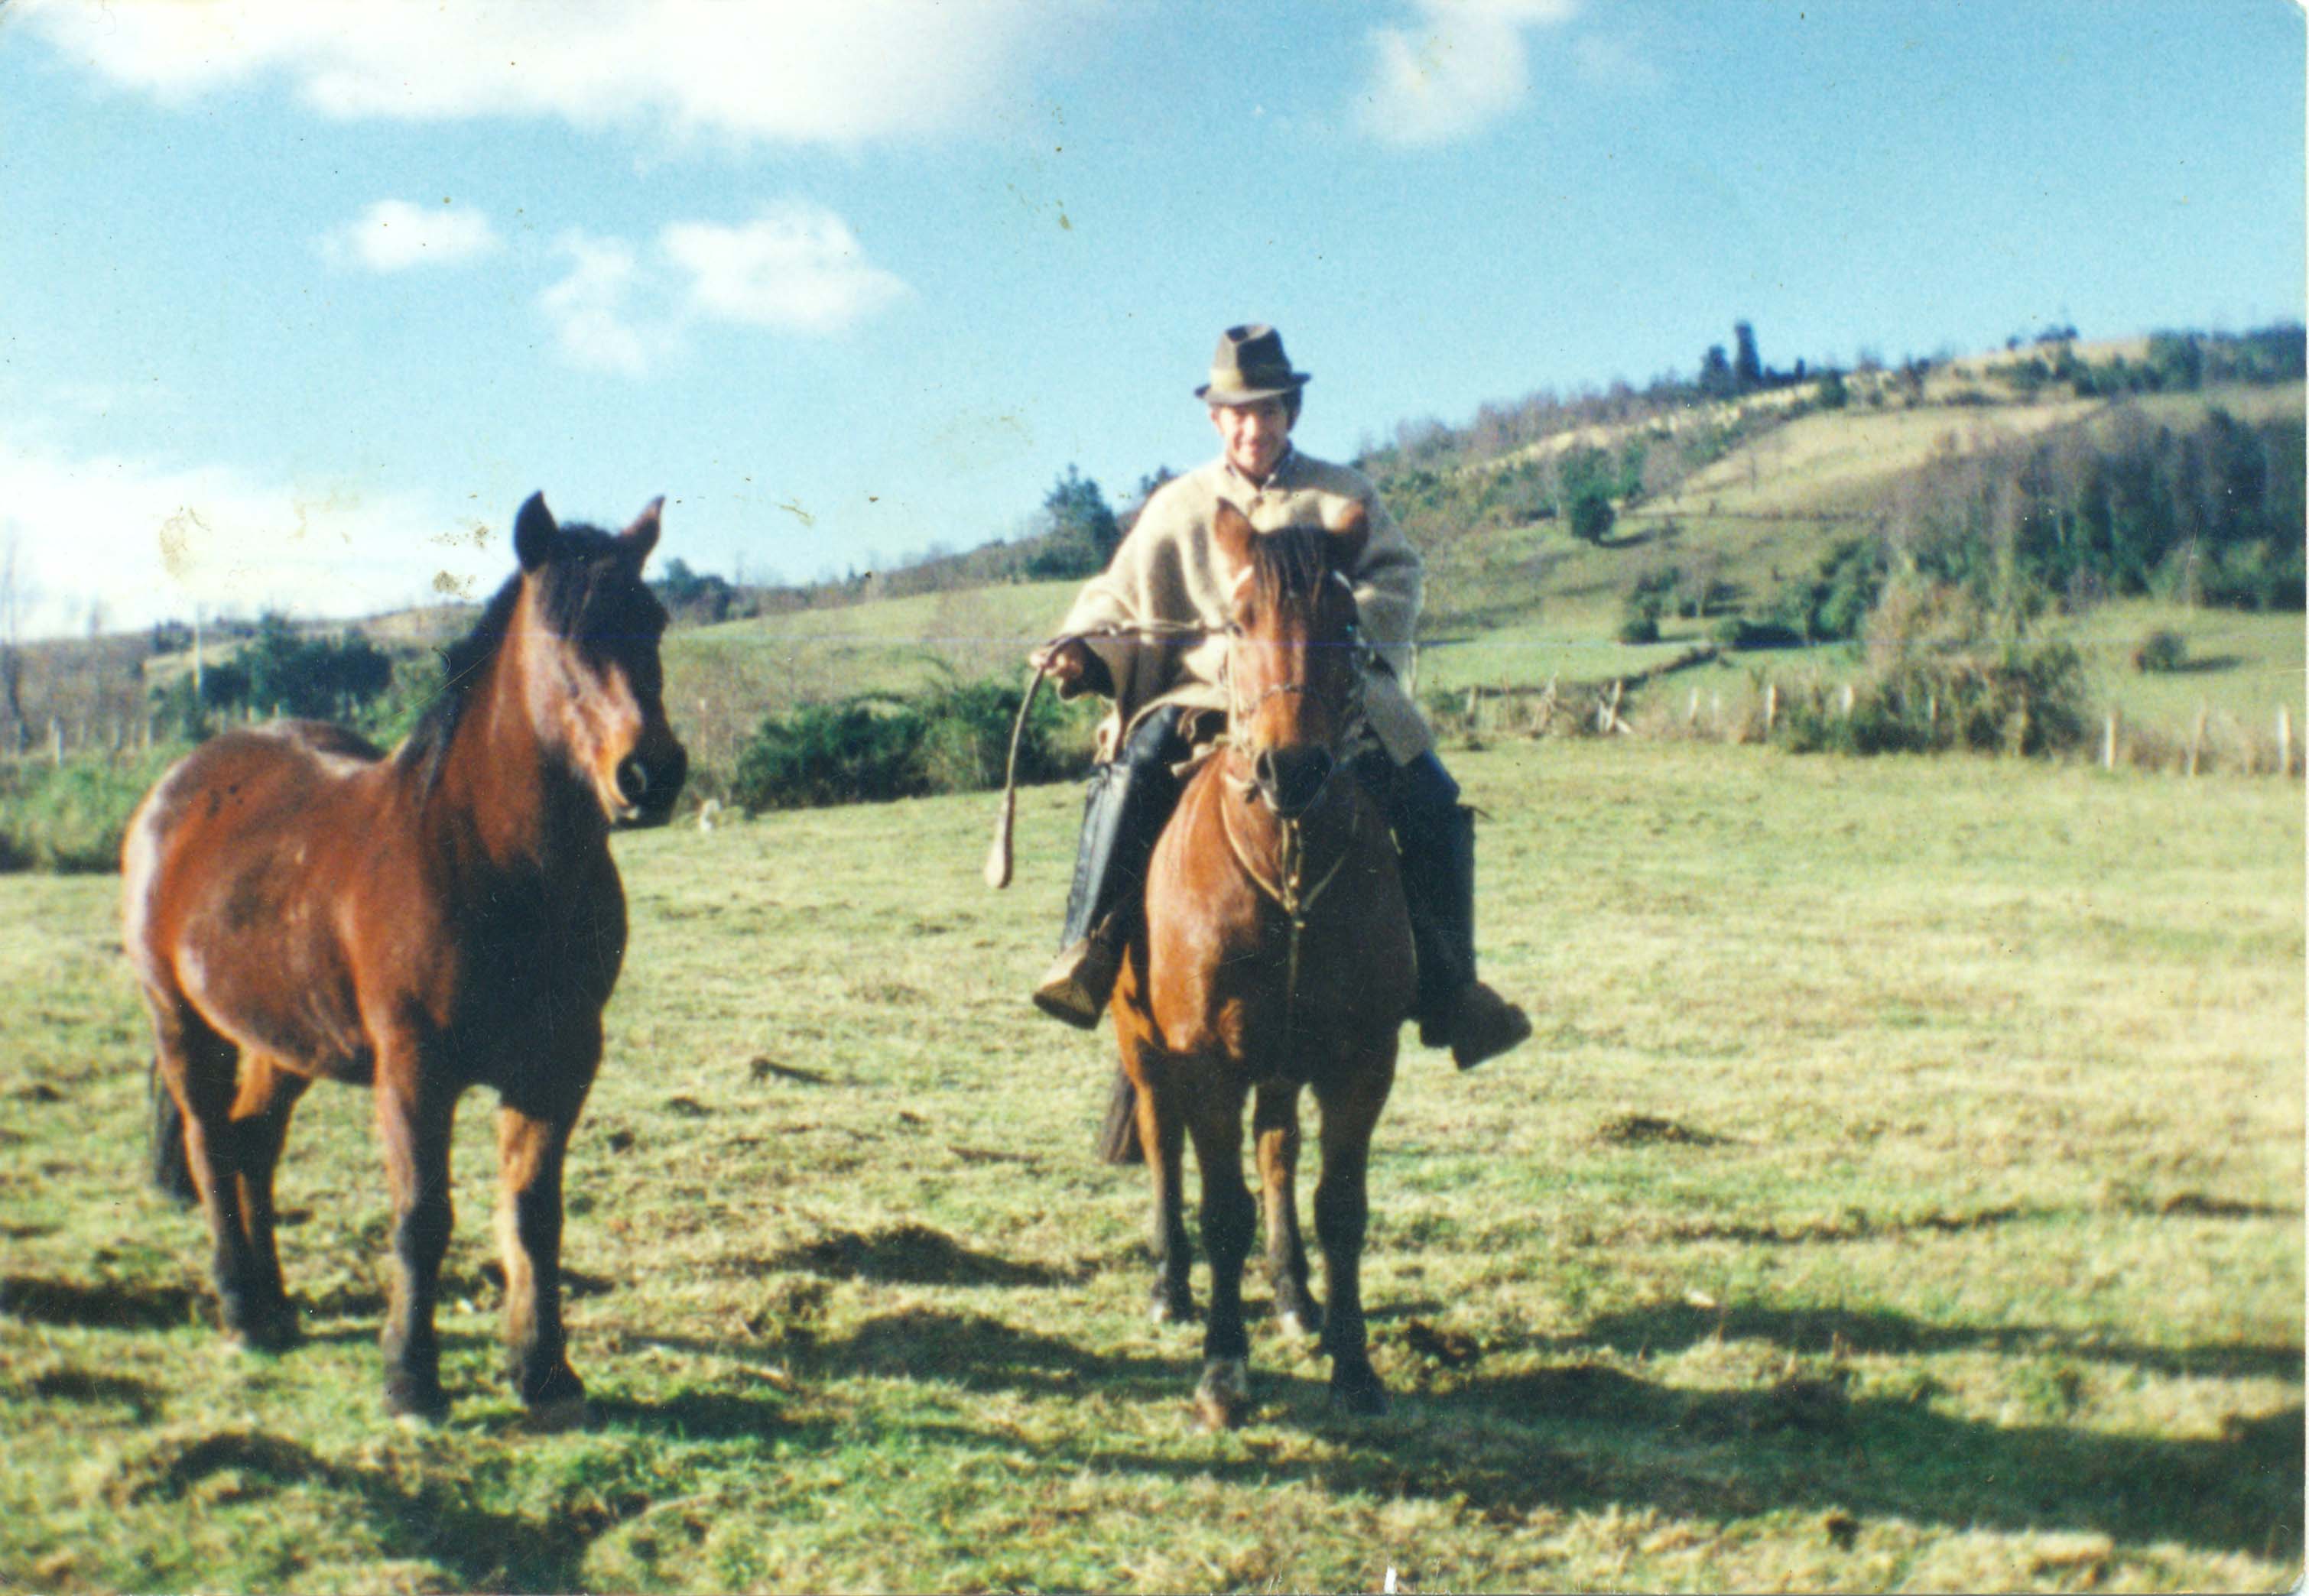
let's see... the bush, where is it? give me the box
[1776,642,2092,759]
[728,676,1096,813]
[2132,631,2188,673]
[1616,594,1662,645]
[0,751,183,874]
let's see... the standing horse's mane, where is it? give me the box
[395,520,635,791]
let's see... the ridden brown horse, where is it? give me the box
[1105,500,1416,1428]
[124,493,685,1426]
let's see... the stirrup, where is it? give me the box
[1445,981,1531,1071]
[1033,934,1121,1030]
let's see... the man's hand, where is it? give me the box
[1031,637,1097,697]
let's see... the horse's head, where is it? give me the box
[511,492,688,828]
[1213,498,1369,820]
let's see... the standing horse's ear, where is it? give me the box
[620,497,665,560]
[1212,501,1255,569]
[514,492,560,572]
[1325,501,1369,574]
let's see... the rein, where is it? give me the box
[982,621,1217,889]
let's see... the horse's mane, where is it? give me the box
[1243,525,1334,609]
[395,520,631,791]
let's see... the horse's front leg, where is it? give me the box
[1122,1039,1193,1323]
[1312,1047,1396,1416]
[495,1095,589,1427]
[375,1053,458,1422]
[1183,1080,1255,1429]
[1253,1083,1320,1340]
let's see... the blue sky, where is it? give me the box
[2,0,2301,637]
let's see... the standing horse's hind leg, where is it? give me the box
[495,1100,589,1428]
[1312,1052,1396,1416]
[375,1061,457,1421]
[1183,1084,1255,1429]
[148,999,288,1349]
[225,1055,310,1349]
[1253,1085,1321,1341]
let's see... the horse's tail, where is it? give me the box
[148,1059,198,1208]
[1096,1068,1144,1166]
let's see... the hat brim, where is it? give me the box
[1197,373,1310,405]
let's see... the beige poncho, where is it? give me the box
[1052,449,1434,764]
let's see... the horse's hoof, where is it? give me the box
[1150,1293,1197,1326]
[1193,1358,1250,1431]
[227,1317,299,1356]
[385,1377,450,1426]
[523,1394,593,1433]
[1276,1303,1324,1341]
[1330,1367,1390,1418]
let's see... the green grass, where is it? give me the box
[2,741,2300,1591]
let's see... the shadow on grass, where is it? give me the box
[1574,1299,2306,1385]
[99,1427,645,1594]
[790,1296,2301,1560]
[982,1348,2301,1562]
[0,1273,205,1330]
[804,1306,1199,1402]
[764,1225,1079,1288]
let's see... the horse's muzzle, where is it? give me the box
[612,742,687,828]
[1251,745,1335,820]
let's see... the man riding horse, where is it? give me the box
[1031,323,1531,1070]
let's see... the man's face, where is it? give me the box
[1211,396,1291,482]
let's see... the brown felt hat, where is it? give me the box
[1195,323,1311,405]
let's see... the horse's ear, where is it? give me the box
[621,496,665,560]
[1212,500,1255,569]
[514,492,559,572]
[1326,501,1369,573]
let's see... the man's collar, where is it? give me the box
[1223,444,1298,492]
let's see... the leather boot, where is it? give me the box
[1389,757,1531,1070]
[1033,709,1183,1028]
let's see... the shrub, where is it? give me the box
[2132,631,2188,673]
[727,676,1096,813]
[0,751,183,874]
[1616,594,1662,645]
[1776,642,2092,759]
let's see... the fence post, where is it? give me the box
[1840,682,1854,719]
[1763,682,1778,737]
[1686,686,1700,727]
[49,719,62,766]
[2187,702,2207,778]
[2102,711,2119,772]
[2279,705,2292,777]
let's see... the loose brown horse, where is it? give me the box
[1105,500,1416,1428]
[124,493,685,1426]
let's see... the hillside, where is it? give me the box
[36,326,2304,792]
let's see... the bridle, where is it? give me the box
[987,585,1375,1058]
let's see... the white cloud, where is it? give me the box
[540,205,909,376]
[541,233,667,377]
[21,0,1097,148]
[664,206,910,335]
[1359,0,1580,148]
[0,441,491,638]
[323,199,503,272]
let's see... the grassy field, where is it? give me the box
[2,739,2301,1591]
